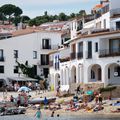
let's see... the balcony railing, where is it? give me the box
[99,48,120,58]
[70,52,76,60]
[59,57,70,63]
[77,52,83,59]
[41,45,59,50]
[0,57,5,62]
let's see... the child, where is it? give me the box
[35,108,42,120]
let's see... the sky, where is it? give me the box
[0,0,99,18]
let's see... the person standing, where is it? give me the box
[34,108,42,120]
[98,93,103,103]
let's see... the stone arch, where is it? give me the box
[104,63,120,85]
[88,64,102,82]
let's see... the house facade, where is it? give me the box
[0,29,68,86]
[49,0,120,90]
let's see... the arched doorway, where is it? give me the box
[55,73,60,89]
[88,64,102,82]
[71,66,76,83]
[106,63,120,85]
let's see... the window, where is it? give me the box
[91,70,95,79]
[109,39,120,53]
[14,50,18,58]
[108,68,110,79]
[0,49,4,61]
[88,41,92,58]
[33,51,37,59]
[43,68,49,78]
[42,39,51,49]
[0,66,4,73]
[14,66,18,73]
[95,42,98,52]
[41,54,49,65]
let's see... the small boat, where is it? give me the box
[28,97,56,105]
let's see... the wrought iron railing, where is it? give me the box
[77,52,83,59]
[42,45,59,50]
[99,48,120,57]
[70,52,76,60]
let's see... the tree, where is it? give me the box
[70,13,76,18]
[79,10,86,17]
[21,15,30,23]
[58,12,68,21]
[28,19,36,26]
[0,12,6,24]
[14,6,23,17]
[16,61,37,78]
[0,4,16,24]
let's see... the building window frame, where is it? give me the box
[0,66,4,73]
[95,42,98,52]
[14,50,18,58]
[33,51,37,59]
[14,66,19,73]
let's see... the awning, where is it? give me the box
[7,77,38,82]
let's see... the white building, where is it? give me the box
[49,0,120,91]
[0,28,68,86]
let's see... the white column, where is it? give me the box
[80,65,83,83]
[63,69,65,85]
[66,67,69,85]
[102,66,108,87]
[76,65,79,83]
[60,70,63,85]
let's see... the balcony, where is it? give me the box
[110,8,120,18]
[99,48,120,58]
[77,52,83,59]
[70,52,76,60]
[59,57,70,63]
[60,47,70,62]
[0,57,5,62]
[41,45,59,50]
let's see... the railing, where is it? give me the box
[110,8,120,17]
[41,45,59,50]
[40,61,49,66]
[99,48,120,58]
[70,52,76,60]
[59,57,70,63]
[0,57,4,62]
[77,52,83,59]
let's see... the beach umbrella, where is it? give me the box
[86,90,93,95]
[18,86,31,92]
